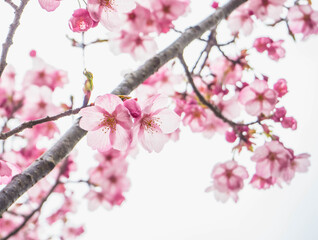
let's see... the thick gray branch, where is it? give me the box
[0,0,247,216]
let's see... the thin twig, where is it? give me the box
[0,106,86,140]
[0,0,30,77]
[191,30,216,74]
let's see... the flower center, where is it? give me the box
[100,0,114,9]
[142,116,161,134]
[100,114,117,133]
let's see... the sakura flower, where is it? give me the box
[288,5,318,40]
[251,141,292,179]
[23,57,68,90]
[182,102,207,132]
[38,0,60,12]
[227,4,254,36]
[206,161,249,202]
[109,30,157,61]
[134,94,180,153]
[20,86,61,120]
[79,94,133,152]
[126,4,158,34]
[273,78,288,97]
[87,0,136,31]
[253,37,285,61]
[69,9,99,33]
[281,116,297,130]
[151,0,190,21]
[239,79,277,116]
[248,0,286,21]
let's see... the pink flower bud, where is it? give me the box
[225,131,237,143]
[69,9,99,33]
[281,116,297,130]
[123,98,142,118]
[274,78,288,97]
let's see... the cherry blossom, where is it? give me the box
[87,0,136,31]
[253,37,285,61]
[206,161,249,202]
[227,4,254,36]
[248,0,286,21]
[69,9,99,33]
[239,79,277,116]
[79,94,133,152]
[288,5,318,40]
[20,85,61,120]
[109,30,157,60]
[273,78,288,97]
[134,94,180,153]
[251,141,292,180]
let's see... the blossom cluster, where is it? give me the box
[0,54,83,239]
[228,0,318,40]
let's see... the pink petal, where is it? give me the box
[79,106,105,131]
[239,87,257,104]
[139,130,169,153]
[155,109,180,133]
[110,125,132,151]
[87,128,112,151]
[38,0,60,12]
[245,99,262,116]
[95,94,123,113]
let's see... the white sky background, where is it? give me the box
[1,0,318,240]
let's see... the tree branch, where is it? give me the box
[0,0,30,77]
[0,0,247,216]
[0,106,86,140]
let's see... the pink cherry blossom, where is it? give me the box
[134,94,180,153]
[79,94,133,152]
[206,161,249,202]
[227,4,254,36]
[272,106,287,122]
[87,0,136,31]
[126,4,158,34]
[150,0,189,32]
[248,0,286,21]
[20,86,61,120]
[23,57,68,90]
[109,30,157,61]
[253,37,285,61]
[273,78,288,97]
[182,101,207,132]
[38,0,61,12]
[281,116,297,130]
[69,9,99,33]
[239,79,277,116]
[251,141,292,179]
[288,5,318,40]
